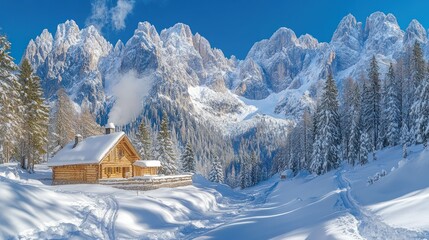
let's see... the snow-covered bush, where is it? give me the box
[367,169,387,185]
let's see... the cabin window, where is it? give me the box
[118,149,125,159]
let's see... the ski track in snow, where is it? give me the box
[18,192,118,240]
[99,195,118,240]
[181,181,279,240]
[335,169,429,240]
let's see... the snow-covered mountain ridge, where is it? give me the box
[23,12,428,130]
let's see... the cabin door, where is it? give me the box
[123,167,130,178]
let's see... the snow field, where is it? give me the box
[0,144,428,239]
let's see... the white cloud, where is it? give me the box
[111,0,135,30]
[86,0,109,30]
[86,0,135,31]
[108,70,154,126]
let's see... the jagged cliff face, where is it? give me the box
[23,12,429,135]
[24,20,112,111]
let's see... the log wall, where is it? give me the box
[134,167,159,176]
[52,164,99,184]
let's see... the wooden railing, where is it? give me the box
[98,175,193,191]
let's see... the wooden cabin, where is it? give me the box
[281,169,293,180]
[48,123,161,185]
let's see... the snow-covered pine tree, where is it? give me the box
[363,55,382,151]
[400,123,411,158]
[157,111,177,175]
[53,88,77,147]
[18,59,49,172]
[348,115,360,166]
[411,64,429,147]
[181,142,195,173]
[239,158,247,189]
[397,53,412,128]
[342,78,361,165]
[78,100,102,138]
[359,131,370,165]
[411,41,426,90]
[209,157,223,183]
[379,72,389,149]
[341,77,358,160]
[300,109,313,171]
[385,63,401,146]
[138,119,154,160]
[310,72,341,175]
[287,127,299,174]
[227,163,237,187]
[250,151,261,186]
[408,41,427,144]
[0,35,22,163]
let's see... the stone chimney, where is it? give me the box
[73,134,83,148]
[105,122,115,134]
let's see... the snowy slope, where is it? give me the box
[1,145,428,239]
[198,145,429,240]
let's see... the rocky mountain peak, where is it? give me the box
[160,23,194,47]
[114,40,124,52]
[23,29,53,67]
[270,27,298,48]
[362,12,403,57]
[54,20,80,44]
[364,12,402,40]
[298,34,319,49]
[127,22,161,51]
[39,29,54,43]
[331,14,362,43]
[135,21,160,42]
[404,19,427,45]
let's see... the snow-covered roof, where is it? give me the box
[48,132,125,167]
[105,122,115,129]
[134,160,161,168]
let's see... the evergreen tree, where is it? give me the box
[359,131,370,165]
[342,78,361,166]
[301,109,313,170]
[227,164,237,187]
[385,63,401,146]
[401,124,411,158]
[347,84,361,166]
[138,119,153,159]
[250,151,261,186]
[379,73,389,148]
[310,72,341,175]
[363,55,382,151]
[209,156,223,183]
[0,35,22,163]
[411,41,426,90]
[348,110,360,166]
[239,158,247,189]
[411,64,429,147]
[157,111,177,175]
[408,41,427,144]
[18,59,49,172]
[341,77,358,160]
[397,54,411,128]
[181,142,195,173]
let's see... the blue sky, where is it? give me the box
[1,0,429,61]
